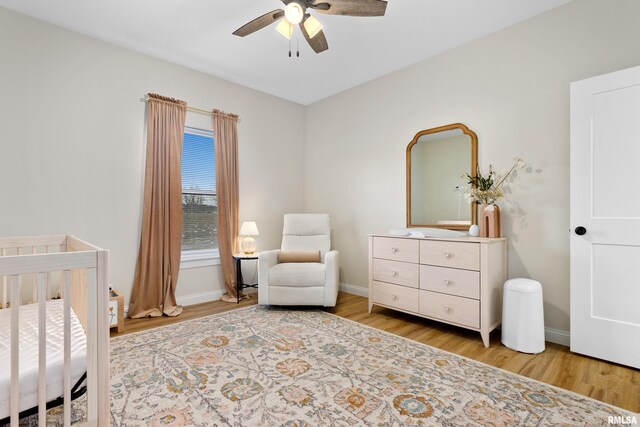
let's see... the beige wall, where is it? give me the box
[304,0,640,334]
[0,7,306,306]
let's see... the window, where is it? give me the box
[181,127,218,256]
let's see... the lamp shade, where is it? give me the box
[239,221,259,236]
[303,15,323,39]
[275,18,293,39]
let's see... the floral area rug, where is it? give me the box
[28,305,633,426]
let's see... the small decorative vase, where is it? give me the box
[479,204,501,238]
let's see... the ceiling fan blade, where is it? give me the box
[232,10,285,37]
[299,17,329,54]
[309,2,330,10]
[311,0,387,16]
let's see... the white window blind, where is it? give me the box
[181,127,217,252]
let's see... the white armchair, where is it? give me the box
[258,214,340,307]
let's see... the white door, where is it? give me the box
[570,65,640,369]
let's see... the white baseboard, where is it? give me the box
[544,327,570,347]
[339,282,369,297]
[176,290,225,306]
[124,289,224,318]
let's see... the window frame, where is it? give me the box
[180,126,219,269]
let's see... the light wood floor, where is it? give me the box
[111,292,640,413]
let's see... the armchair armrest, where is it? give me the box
[324,250,340,307]
[258,249,280,305]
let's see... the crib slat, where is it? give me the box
[17,248,22,308]
[86,267,98,423]
[1,248,6,309]
[63,270,71,427]
[10,275,19,427]
[46,246,52,301]
[37,272,47,424]
[96,250,110,425]
[32,247,39,303]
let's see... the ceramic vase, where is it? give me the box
[479,204,501,238]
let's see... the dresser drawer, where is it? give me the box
[373,258,419,288]
[372,281,419,313]
[373,237,419,263]
[420,240,480,270]
[419,290,479,328]
[420,265,480,299]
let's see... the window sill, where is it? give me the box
[180,249,220,269]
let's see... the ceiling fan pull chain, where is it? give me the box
[288,37,292,57]
[296,37,300,57]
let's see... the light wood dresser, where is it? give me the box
[368,234,507,347]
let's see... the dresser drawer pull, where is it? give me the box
[392,271,399,277]
[443,305,451,313]
[392,295,399,301]
[444,252,453,259]
[391,247,399,253]
[444,279,452,287]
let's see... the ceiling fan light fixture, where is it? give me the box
[303,15,323,39]
[275,18,294,39]
[234,0,389,54]
[284,2,304,24]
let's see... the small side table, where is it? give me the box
[109,288,124,333]
[233,253,259,304]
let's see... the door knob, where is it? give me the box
[574,226,587,236]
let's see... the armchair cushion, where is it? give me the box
[268,263,326,288]
[281,214,331,261]
[278,250,321,263]
[282,214,329,235]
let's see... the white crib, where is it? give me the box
[0,235,110,426]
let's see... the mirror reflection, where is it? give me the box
[406,124,477,229]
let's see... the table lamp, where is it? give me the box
[239,221,259,254]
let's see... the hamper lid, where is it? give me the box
[504,278,542,294]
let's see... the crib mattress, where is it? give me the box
[0,299,87,420]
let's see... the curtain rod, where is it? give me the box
[140,96,211,116]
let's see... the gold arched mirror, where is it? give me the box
[406,123,478,230]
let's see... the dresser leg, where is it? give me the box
[368,301,373,314]
[480,330,490,348]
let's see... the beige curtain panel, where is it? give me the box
[129,93,187,318]
[212,109,241,303]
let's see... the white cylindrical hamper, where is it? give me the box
[501,278,545,354]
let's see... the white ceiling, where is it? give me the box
[0,0,571,105]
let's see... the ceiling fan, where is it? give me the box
[232,0,388,55]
